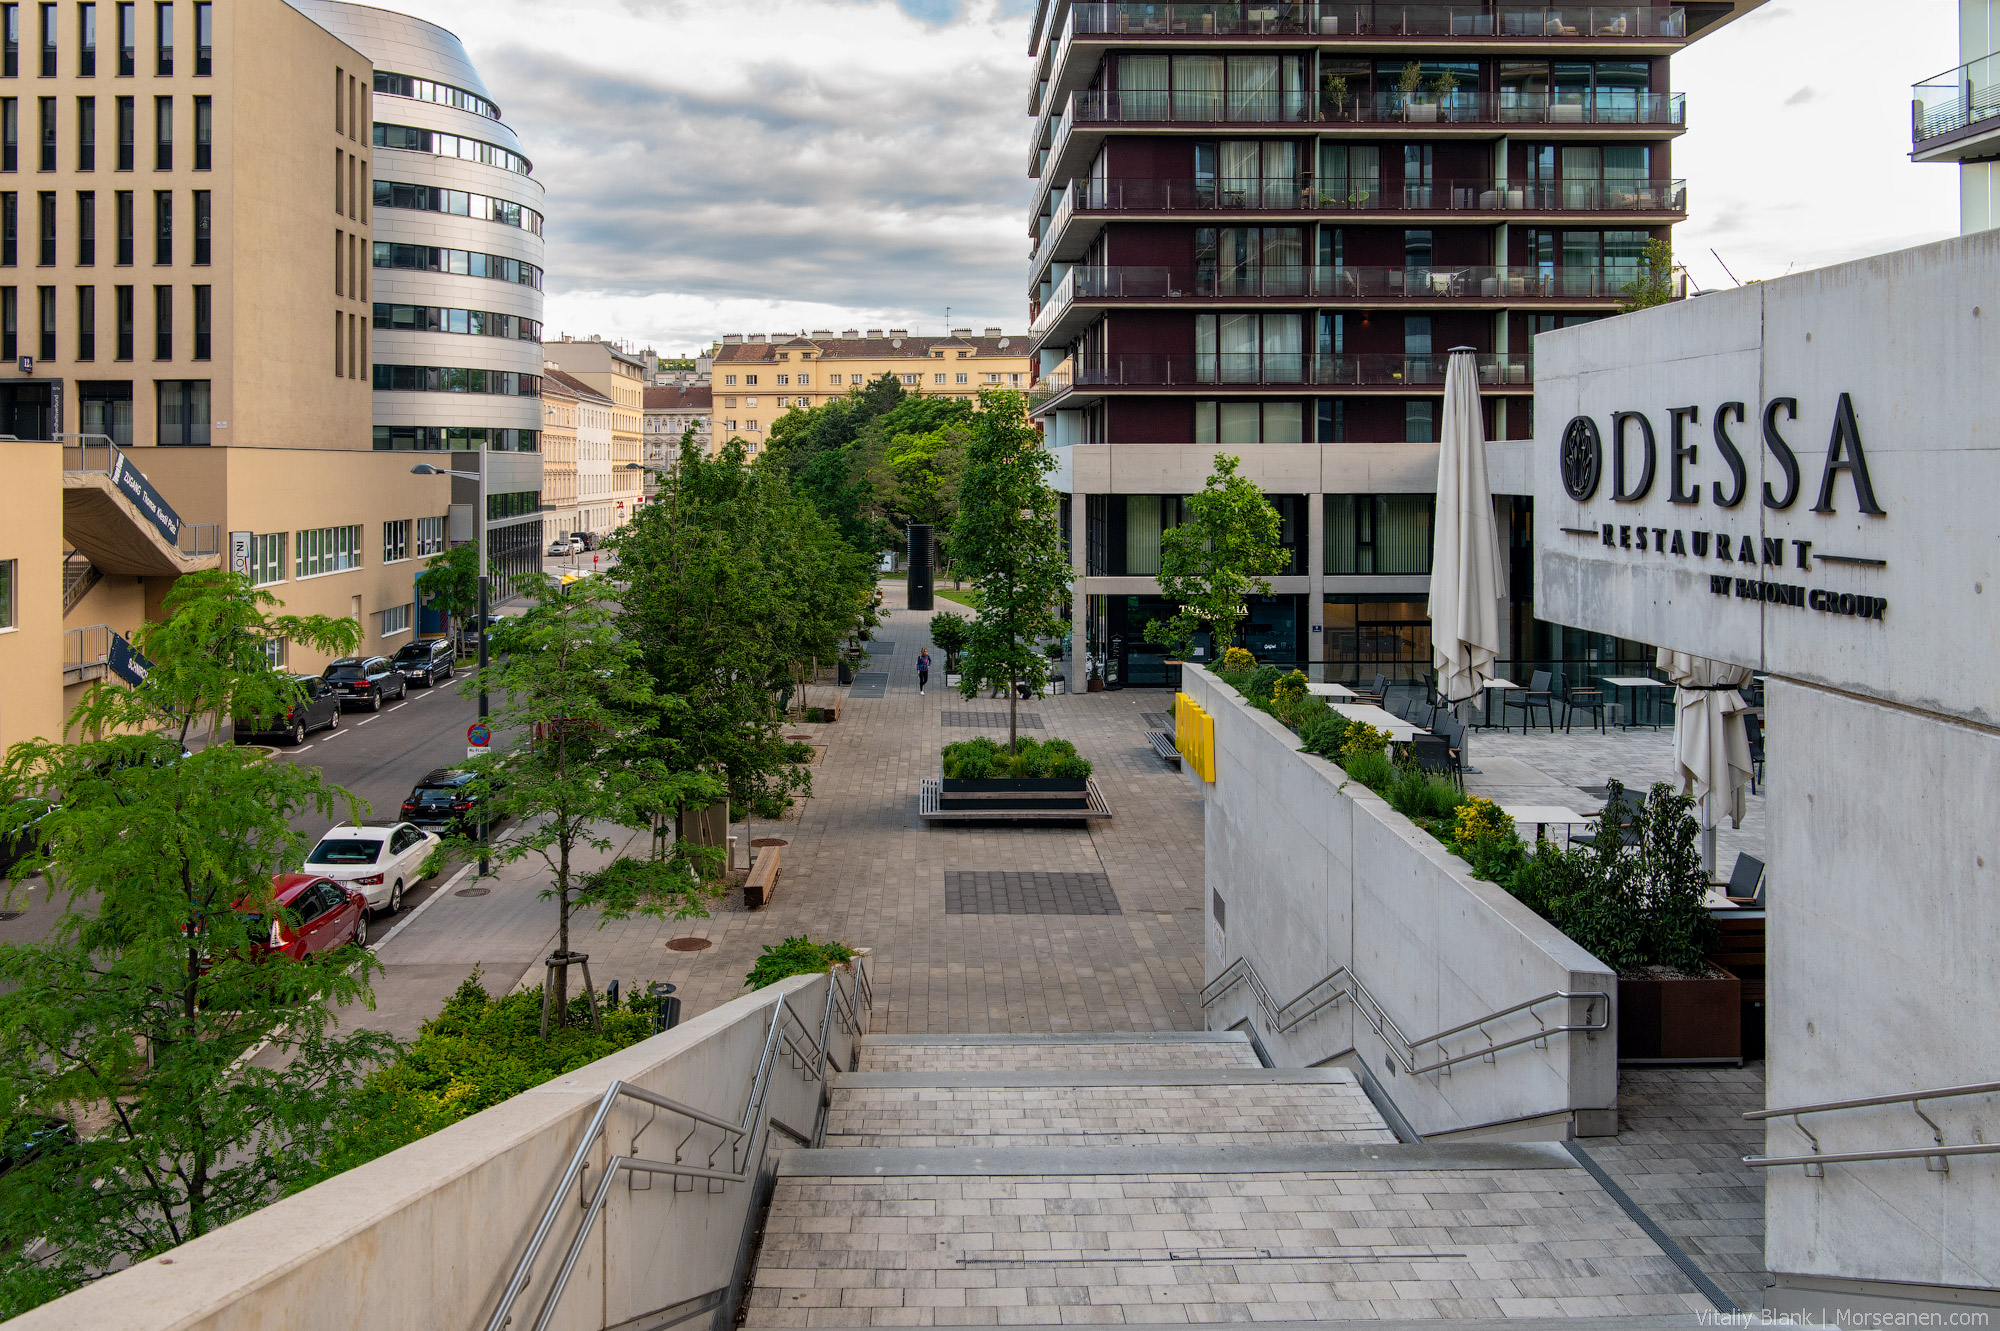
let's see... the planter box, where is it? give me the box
[1617,973,1743,1063]
[939,774,1089,811]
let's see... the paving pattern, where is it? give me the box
[941,710,1047,730]
[858,1035,1265,1074]
[944,871,1122,917]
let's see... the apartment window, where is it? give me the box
[723,373,735,385]
[114,1,128,75]
[110,278,125,355]
[190,92,205,168]
[955,372,967,384]
[1,5,14,77]
[152,0,166,75]
[34,93,48,168]
[932,373,944,385]
[0,284,13,357]
[775,372,788,385]
[247,531,284,585]
[1,98,13,169]
[155,376,205,443]
[1193,400,1303,444]
[111,185,126,260]
[74,92,89,167]
[75,2,90,75]
[293,524,361,578]
[382,517,410,562]
[148,279,162,356]
[31,185,43,262]
[484,490,538,520]
[414,515,445,556]
[1404,399,1436,443]
[188,279,201,356]
[899,373,917,385]
[378,602,412,637]
[260,638,286,666]
[37,3,52,77]
[33,280,47,357]
[189,0,202,75]
[0,557,11,628]
[188,186,201,261]
[2,191,16,264]
[77,377,128,442]
[72,280,88,356]
[332,226,340,294]
[1323,494,1435,575]
[746,419,758,432]
[330,308,339,375]
[743,373,757,385]
[150,93,165,168]
[828,373,841,385]
[984,373,998,383]
[149,185,163,262]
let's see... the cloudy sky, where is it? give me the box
[383,0,1960,354]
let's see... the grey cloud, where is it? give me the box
[1783,86,1816,106]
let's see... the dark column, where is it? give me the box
[907,522,934,611]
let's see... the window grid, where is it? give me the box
[248,530,284,586]
[382,517,409,563]
[378,602,412,637]
[294,524,362,579]
[414,514,445,556]
[73,279,88,356]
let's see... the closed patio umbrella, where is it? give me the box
[1428,348,1505,714]
[1657,647,1755,873]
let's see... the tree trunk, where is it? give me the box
[1009,679,1019,753]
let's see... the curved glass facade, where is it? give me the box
[371,364,541,395]
[373,70,500,121]
[374,302,541,341]
[373,242,542,288]
[373,123,532,175]
[372,424,539,452]
[373,180,543,235]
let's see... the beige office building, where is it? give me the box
[0,0,459,748]
[710,328,1032,451]
[542,337,642,532]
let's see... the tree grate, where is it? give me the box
[945,871,1121,916]
[1141,712,1171,729]
[847,672,889,699]
[940,711,1045,729]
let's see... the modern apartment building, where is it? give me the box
[1025,0,1755,686]
[542,336,643,533]
[710,329,1033,453]
[1913,0,2000,232]
[292,0,548,600]
[643,382,711,469]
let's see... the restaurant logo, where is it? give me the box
[1560,416,1602,502]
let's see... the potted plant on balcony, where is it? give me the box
[1429,69,1460,118]
[939,736,1093,811]
[1399,62,1436,122]
[1319,74,1349,123]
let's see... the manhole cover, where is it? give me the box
[665,937,713,952]
[750,838,788,848]
[455,887,490,897]
[785,734,811,741]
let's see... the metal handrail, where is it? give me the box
[485,961,872,1331]
[1204,953,1609,1077]
[1742,1078,2000,1174]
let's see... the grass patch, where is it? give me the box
[933,587,982,611]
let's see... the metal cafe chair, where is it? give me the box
[1557,671,1608,734]
[1502,669,1556,732]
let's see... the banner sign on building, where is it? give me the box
[229,530,253,577]
[107,450,184,546]
[106,632,154,688]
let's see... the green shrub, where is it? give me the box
[940,735,1093,780]
[1272,669,1308,703]
[1343,747,1395,790]
[1339,722,1390,766]
[1245,664,1283,703]
[1386,762,1466,821]
[1221,646,1256,671]
[1298,709,1353,761]
[746,935,856,990]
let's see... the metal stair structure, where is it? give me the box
[737,1031,1725,1328]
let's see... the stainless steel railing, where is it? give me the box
[1743,1078,2000,1175]
[1203,953,1609,1077]
[485,957,871,1331]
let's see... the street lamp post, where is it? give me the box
[412,460,489,876]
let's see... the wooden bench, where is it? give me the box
[1146,730,1181,769]
[745,843,780,909]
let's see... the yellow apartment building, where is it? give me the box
[539,371,578,540]
[543,338,642,530]
[710,328,1031,450]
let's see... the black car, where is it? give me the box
[392,638,456,687]
[323,656,408,711]
[234,674,342,745]
[400,768,490,834]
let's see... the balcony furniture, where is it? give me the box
[1557,671,1609,734]
[1502,669,1556,732]
[1600,674,1673,729]
[1713,852,1767,908]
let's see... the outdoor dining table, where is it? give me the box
[1307,681,1358,699]
[1477,676,1519,728]
[1495,802,1598,844]
[1599,675,1674,729]
[1327,702,1424,743]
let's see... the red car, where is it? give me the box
[244,874,370,957]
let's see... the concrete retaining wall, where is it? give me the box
[10,971,855,1331]
[1189,665,1617,1138]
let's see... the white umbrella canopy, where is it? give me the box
[1428,348,1505,707]
[1657,648,1756,869]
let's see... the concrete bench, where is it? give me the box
[1146,731,1181,769]
[745,843,781,909]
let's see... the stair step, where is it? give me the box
[825,1069,1394,1148]
[857,1031,1261,1072]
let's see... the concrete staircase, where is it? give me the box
[743,1032,1718,1327]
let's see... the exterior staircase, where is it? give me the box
[741,1032,1718,1327]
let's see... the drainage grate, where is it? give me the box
[1141,711,1170,728]
[847,672,889,699]
[945,871,1121,916]
[863,639,895,654]
[940,710,1045,730]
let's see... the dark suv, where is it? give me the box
[400,769,490,835]
[234,674,342,744]
[392,638,456,687]
[323,657,408,711]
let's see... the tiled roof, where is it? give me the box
[644,384,713,410]
[542,368,614,403]
[713,334,1026,363]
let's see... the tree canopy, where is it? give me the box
[1148,453,1288,663]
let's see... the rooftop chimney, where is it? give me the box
[748,334,766,343]
[951,328,972,336]
[811,329,834,338]
[889,328,908,337]
[984,327,1003,337]
[722,334,743,344]
[866,328,884,337]
[841,329,860,338]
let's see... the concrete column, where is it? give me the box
[1306,490,1326,679]
[1069,493,1089,692]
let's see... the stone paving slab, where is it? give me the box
[858,1035,1262,1073]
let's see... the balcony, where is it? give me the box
[1030,175,1686,274]
[1030,262,1665,339]
[1912,54,2000,162]
[61,441,221,577]
[1033,351,1532,407]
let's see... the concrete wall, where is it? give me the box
[0,442,66,750]
[1188,665,1618,1138]
[9,970,857,1331]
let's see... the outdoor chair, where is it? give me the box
[1502,669,1556,732]
[1353,672,1387,706]
[1433,714,1467,787]
[1557,671,1608,734]
[1744,713,1766,792]
[1574,787,1642,849]
[1410,733,1456,784]
[1714,852,1766,908]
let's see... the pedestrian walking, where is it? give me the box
[917,649,932,696]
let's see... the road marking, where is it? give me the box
[295,745,313,752]
[371,863,474,952]
[357,717,376,725]
[319,729,348,741]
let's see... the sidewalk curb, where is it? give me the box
[372,863,474,954]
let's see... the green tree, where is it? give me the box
[0,572,387,1314]
[927,611,971,673]
[952,390,1073,750]
[1618,238,1679,313]
[449,572,725,1030]
[1147,453,1287,664]
[417,540,481,646]
[862,425,967,576]
[612,433,869,819]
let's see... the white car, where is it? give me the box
[301,822,440,916]
[547,536,584,556]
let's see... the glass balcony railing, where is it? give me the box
[1065,86,1683,128]
[1066,3,1687,40]
[1036,352,1533,396]
[1913,53,2000,146]
[1031,263,1671,334]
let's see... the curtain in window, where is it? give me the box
[1263,402,1303,442]
[1374,495,1435,573]
[1281,55,1305,119]
[1119,55,1169,120]
[1220,140,1258,205]
[1218,402,1260,444]
[1262,227,1304,293]
[1261,140,1297,206]
[1194,400,1217,443]
[1195,313,1218,383]
[1262,312,1302,383]
[1125,495,1163,575]
[1324,496,1360,574]
[1227,56,1278,121]
[1172,55,1221,121]
[1318,142,1378,206]
[1221,312,1259,382]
